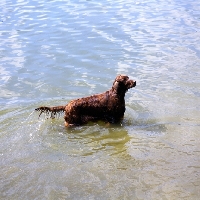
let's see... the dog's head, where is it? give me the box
[112,75,136,94]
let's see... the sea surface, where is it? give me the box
[1,0,200,199]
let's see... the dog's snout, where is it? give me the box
[127,79,136,89]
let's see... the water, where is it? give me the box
[1,0,200,199]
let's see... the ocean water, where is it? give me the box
[1,0,200,199]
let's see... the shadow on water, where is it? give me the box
[125,103,167,135]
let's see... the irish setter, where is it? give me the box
[35,75,136,127]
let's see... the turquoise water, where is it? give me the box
[1,0,200,199]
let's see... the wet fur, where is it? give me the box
[35,75,136,127]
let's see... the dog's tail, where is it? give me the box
[35,106,65,118]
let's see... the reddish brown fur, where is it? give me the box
[35,75,136,127]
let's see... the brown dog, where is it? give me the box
[35,75,136,127]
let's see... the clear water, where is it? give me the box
[1,0,200,199]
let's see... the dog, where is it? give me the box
[35,75,136,127]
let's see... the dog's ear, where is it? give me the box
[113,75,126,90]
[112,76,126,93]
[115,75,124,82]
[113,80,119,90]
[112,75,132,93]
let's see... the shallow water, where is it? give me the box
[1,0,200,199]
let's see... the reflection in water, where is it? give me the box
[67,124,132,158]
